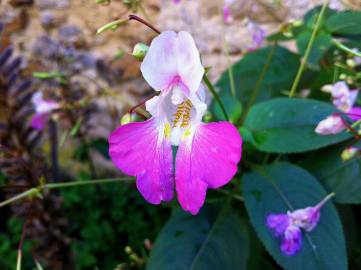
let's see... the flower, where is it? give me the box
[315,114,346,135]
[247,21,265,51]
[109,31,242,215]
[223,0,235,24]
[31,91,60,130]
[316,81,361,135]
[322,81,358,112]
[266,193,334,256]
[341,146,359,161]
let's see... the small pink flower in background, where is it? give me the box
[316,81,360,135]
[223,0,235,24]
[109,31,242,215]
[315,114,345,135]
[322,81,358,112]
[266,193,334,256]
[247,21,265,51]
[173,0,181,4]
[31,91,60,130]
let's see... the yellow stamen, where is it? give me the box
[173,100,192,128]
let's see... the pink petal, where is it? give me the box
[176,31,204,94]
[31,113,49,130]
[108,118,174,204]
[348,106,361,121]
[175,122,242,215]
[140,31,204,94]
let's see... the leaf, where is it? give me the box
[326,11,361,35]
[243,163,347,270]
[147,204,250,270]
[296,31,332,65]
[216,46,299,106]
[243,98,351,153]
[210,93,242,122]
[299,143,361,204]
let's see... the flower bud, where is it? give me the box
[315,114,345,135]
[346,59,356,68]
[132,43,149,61]
[341,146,358,161]
[120,113,132,125]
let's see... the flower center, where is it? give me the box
[173,99,192,128]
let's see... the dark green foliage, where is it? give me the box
[244,98,350,153]
[61,173,169,269]
[147,203,250,270]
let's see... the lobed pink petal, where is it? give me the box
[141,31,178,92]
[140,31,204,94]
[109,118,174,204]
[175,31,204,94]
[175,122,242,215]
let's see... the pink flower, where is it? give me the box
[109,31,242,215]
[266,193,334,256]
[315,114,346,135]
[223,0,235,24]
[247,22,265,51]
[322,81,358,112]
[31,91,60,130]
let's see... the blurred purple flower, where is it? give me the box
[223,0,235,24]
[315,114,346,135]
[281,225,302,256]
[31,91,60,130]
[266,193,334,256]
[108,31,242,215]
[316,81,360,135]
[247,22,265,50]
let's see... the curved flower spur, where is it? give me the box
[109,31,242,215]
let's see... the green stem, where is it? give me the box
[289,0,329,98]
[216,189,244,202]
[223,41,236,97]
[240,43,276,123]
[333,39,361,58]
[351,118,361,129]
[203,74,229,121]
[0,177,133,208]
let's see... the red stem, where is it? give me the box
[128,14,161,34]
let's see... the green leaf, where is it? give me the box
[210,93,242,122]
[303,6,336,29]
[326,11,361,35]
[243,163,347,270]
[243,98,351,153]
[216,46,299,106]
[147,204,250,270]
[296,31,332,65]
[300,143,361,204]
